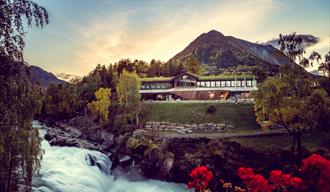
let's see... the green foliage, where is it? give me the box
[253,65,330,155]
[77,71,102,105]
[0,0,49,61]
[318,51,330,78]
[0,56,43,191]
[42,83,79,119]
[278,32,304,62]
[87,87,111,124]
[117,70,141,125]
[147,59,164,76]
[127,135,157,151]
[183,55,203,75]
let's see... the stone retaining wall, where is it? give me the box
[144,121,234,134]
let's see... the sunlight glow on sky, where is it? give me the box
[24,0,330,75]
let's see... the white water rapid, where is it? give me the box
[32,121,191,192]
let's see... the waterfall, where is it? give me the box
[32,121,191,192]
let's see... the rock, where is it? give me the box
[85,154,97,166]
[55,136,66,146]
[65,138,79,147]
[227,125,235,129]
[177,130,185,134]
[119,155,133,167]
[186,129,193,134]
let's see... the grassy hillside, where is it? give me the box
[143,102,260,130]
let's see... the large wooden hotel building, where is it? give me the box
[140,72,257,101]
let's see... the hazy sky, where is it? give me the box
[24,0,330,76]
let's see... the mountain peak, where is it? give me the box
[199,30,225,41]
[170,30,293,72]
[206,30,224,36]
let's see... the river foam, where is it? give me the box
[32,121,190,192]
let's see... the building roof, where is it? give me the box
[140,76,174,82]
[199,74,254,80]
[140,72,255,83]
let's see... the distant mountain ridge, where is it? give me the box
[29,66,65,86]
[56,72,81,82]
[170,30,294,72]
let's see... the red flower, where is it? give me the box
[187,166,213,192]
[301,154,330,192]
[269,169,303,191]
[290,177,303,189]
[237,167,271,192]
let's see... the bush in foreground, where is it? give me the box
[187,154,330,192]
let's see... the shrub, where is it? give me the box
[187,154,330,192]
[237,167,271,192]
[206,105,217,114]
[300,154,330,192]
[187,166,214,192]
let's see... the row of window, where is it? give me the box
[141,80,257,89]
[197,80,256,87]
[141,83,172,89]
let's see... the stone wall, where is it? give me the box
[144,121,234,134]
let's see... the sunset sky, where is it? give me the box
[24,0,330,76]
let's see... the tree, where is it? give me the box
[318,52,330,78]
[87,87,111,124]
[0,0,49,61]
[0,1,48,191]
[116,70,141,125]
[184,56,203,75]
[253,66,330,157]
[163,60,180,76]
[309,51,322,67]
[148,59,164,76]
[0,56,43,192]
[278,33,304,63]
[42,83,79,119]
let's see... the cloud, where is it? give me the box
[261,34,320,49]
[261,35,329,71]
[62,0,280,75]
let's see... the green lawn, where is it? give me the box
[143,102,260,130]
[229,131,330,150]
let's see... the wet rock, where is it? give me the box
[119,155,133,167]
[85,154,97,166]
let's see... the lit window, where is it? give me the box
[206,81,210,87]
[211,81,215,87]
[242,81,246,87]
[231,81,235,87]
[216,81,220,87]
[247,80,252,86]
[236,81,241,87]
[221,81,225,87]
[226,81,231,87]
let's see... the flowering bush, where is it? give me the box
[187,154,329,192]
[269,170,303,191]
[300,154,330,192]
[187,166,214,192]
[237,167,271,192]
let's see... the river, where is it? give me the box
[31,121,191,192]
